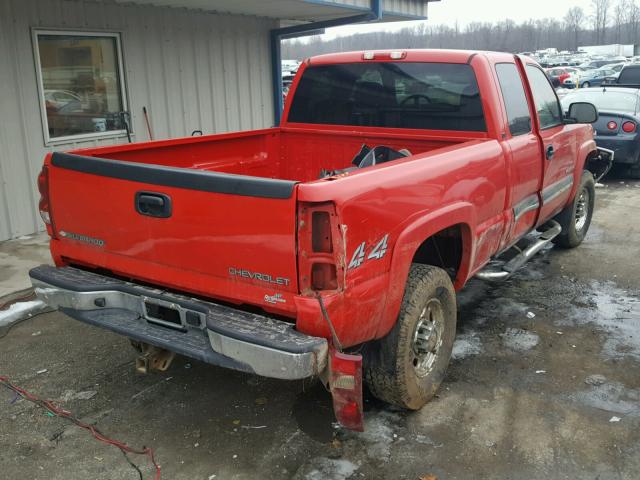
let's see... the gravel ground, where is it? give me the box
[1,176,639,480]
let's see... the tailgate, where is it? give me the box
[47,152,299,311]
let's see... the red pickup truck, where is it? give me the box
[31,50,611,431]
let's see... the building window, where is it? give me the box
[33,30,128,144]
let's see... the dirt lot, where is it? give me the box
[1,177,639,480]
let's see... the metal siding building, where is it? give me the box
[0,0,434,241]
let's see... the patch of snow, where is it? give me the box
[0,300,46,327]
[452,332,482,359]
[501,328,540,352]
[566,282,640,360]
[358,411,399,461]
[304,459,358,480]
[585,374,607,386]
[571,381,640,417]
[60,390,98,401]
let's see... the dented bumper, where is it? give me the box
[29,265,328,380]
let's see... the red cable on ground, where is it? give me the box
[0,375,161,480]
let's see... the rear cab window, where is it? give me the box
[287,62,486,132]
[525,65,563,129]
[495,63,532,136]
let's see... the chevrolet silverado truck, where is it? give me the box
[31,50,612,431]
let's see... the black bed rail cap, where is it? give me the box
[50,152,297,199]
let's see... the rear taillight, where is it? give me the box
[298,202,342,292]
[329,348,364,432]
[37,165,56,237]
[607,121,618,130]
[622,121,636,133]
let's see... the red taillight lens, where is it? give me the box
[37,165,56,238]
[622,121,636,133]
[37,166,51,225]
[607,121,618,130]
[329,349,364,432]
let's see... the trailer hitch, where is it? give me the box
[131,341,176,374]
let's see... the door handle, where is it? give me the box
[546,145,555,160]
[135,192,172,218]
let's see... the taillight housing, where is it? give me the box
[329,348,364,431]
[298,202,343,293]
[37,165,56,238]
[622,121,636,133]
[607,121,618,131]
[311,211,333,253]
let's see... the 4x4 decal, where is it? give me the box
[348,234,389,269]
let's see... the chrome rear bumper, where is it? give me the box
[30,265,327,380]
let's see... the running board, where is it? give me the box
[475,220,562,282]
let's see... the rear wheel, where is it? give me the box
[552,171,595,248]
[364,264,456,410]
[581,81,590,88]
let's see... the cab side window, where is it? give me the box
[526,65,563,129]
[495,63,532,136]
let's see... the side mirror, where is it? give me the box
[567,102,598,124]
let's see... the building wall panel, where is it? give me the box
[0,0,276,240]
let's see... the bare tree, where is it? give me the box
[613,0,626,42]
[591,0,611,43]
[565,7,585,50]
[625,0,640,42]
[282,1,639,60]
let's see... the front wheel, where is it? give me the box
[552,171,595,248]
[581,81,590,88]
[364,264,456,410]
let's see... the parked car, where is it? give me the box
[561,87,640,178]
[580,59,617,70]
[43,89,82,111]
[602,62,628,73]
[546,67,572,85]
[617,64,640,84]
[576,68,618,88]
[30,50,610,431]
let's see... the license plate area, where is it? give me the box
[142,297,186,331]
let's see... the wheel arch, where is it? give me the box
[569,137,598,201]
[377,203,475,339]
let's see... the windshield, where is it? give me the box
[287,62,486,132]
[561,90,639,114]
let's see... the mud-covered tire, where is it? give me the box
[364,264,456,410]
[552,171,595,249]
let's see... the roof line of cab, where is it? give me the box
[305,49,522,65]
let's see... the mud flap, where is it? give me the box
[329,348,364,432]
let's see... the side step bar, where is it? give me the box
[475,220,562,282]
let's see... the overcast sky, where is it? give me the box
[326,0,589,38]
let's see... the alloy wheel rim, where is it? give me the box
[412,299,445,377]
[575,188,589,232]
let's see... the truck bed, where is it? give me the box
[70,127,467,182]
[46,126,478,318]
